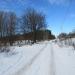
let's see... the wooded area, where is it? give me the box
[0,8,55,46]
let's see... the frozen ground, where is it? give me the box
[0,40,75,75]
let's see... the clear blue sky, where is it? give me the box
[0,0,75,35]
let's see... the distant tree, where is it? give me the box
[22,8,47,43]
[0,11,4,38]
[72,29,75,33]
[7,12,17,45]
[15,17,22,35]
[8,12,16,36]
[71,29,75,37]
[58,33,67,40]
[0,11,16,38]
[68,29,75,38]
[3,12,9,37]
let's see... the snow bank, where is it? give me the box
[0,41,48,75]
[0,40,75,75]
[53,43,75,75]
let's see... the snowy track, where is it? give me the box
[50,43,56,75]
[0,41,50,75]
[13,43,48,75]
[24,42,53,75]
[12,42,56,75]
[1,41,75,75]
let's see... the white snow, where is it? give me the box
[53,43,75,75]
[0,40,75,75]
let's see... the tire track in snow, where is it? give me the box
[50,43,56,75]
[12,42,48,75]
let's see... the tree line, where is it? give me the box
[0,8,55,45]
[0,11,16,38]
[58,30,75,40]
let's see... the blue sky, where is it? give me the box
[0,0,75,35]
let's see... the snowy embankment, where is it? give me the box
[53,42,75,75]
[0,41,48,75]
[0,40,75,75]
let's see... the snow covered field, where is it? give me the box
[0,40,75,75]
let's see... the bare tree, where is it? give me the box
[7,12,17,45]
[0,11,4,38]
[2,12,9,37]
[22,8,47,43]
[58,33,67,40]
[8,12,16,36]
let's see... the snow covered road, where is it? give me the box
[13,42,49,75]
[24,42,53,75]
[1,41,75,75]
[12,42,56,75]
